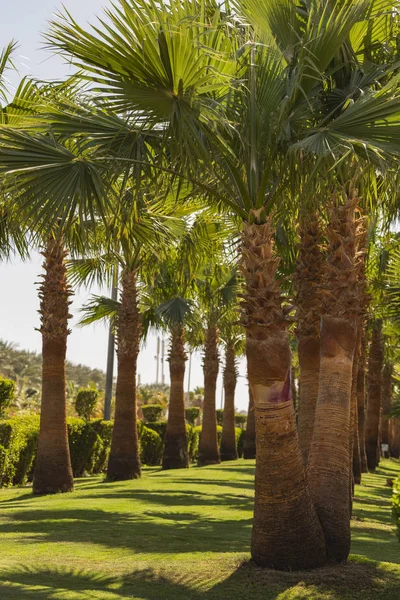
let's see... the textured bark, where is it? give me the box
[298,337,320,466]
[390,417,400,458]
[198,326,220,466]
[162,324,189,470]
[365,320,383,472]
[242,218,326,570]
[295,216,323,466]
[358,330,368,473]
[308,197,361,563]
[220,343,238,461]
[381,363,393,458]
[107,269,141,480]
[351,332,362,485]
[243,386,256,459]
[33,238,74,495]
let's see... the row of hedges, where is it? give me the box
[0,416,245,487]
[393,476,400,541]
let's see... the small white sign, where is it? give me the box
[381,444,389,452]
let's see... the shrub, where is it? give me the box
[145,421,167,440]
[237,428,245,458]
[75,388,99,421]
[393,476,400,541]
[67,418,114,477]
[0,378,16,418]
[139,425,163,466]
[216,409,224,426]
[0,415,39,486]
[235,414,247,428]
[185,407,200,426]
[142,404,164,423]
[187,425,199,462]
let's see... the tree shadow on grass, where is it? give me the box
[0,507,253,554]
[0,559,399,600]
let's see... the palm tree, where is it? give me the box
[242,383,256,459]
[295,213,323,465]
[381,362,393,458]
[6,0,400,566]
[219,310,244,462]
[365,319,384,472]
[357,330,369,473]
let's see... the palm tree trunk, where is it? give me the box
[242,218,326,570]
[295,216,323,466]
[197,325,220,466]
[390,417,400,458]
[33,238,74,495]
[365,320,383,472]
[162,324,189,469]
[381,363,392,458]
[358,330,368,472]
[351,332,362,485]
[307,197,360,563]
[243,386,256,459]
[220,342,238,461]
[107,269,141,480]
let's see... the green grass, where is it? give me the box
[0,459,399,599]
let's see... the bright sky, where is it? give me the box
[0,0,249,411]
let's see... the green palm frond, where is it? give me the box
[78,294,120,327]
[0,128,109,233]
[0,41,18,105]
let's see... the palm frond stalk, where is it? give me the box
[365,319,384,472]
[197,325,220,467]
[33,237,74,495]
[107,269,141,481]
[242,217,326,570]
[162,324,189,470]
[295,214,324,466]
[380,362,393,458]
[220,342,238,462]
[242,383,256,460]
[307,195,361,563]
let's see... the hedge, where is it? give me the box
[0,416,244,487]
[0,415,39,487]
[0,416,164,487]
[393,476,400,541]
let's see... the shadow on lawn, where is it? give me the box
[0,506,253,554]
[0,559,400,600]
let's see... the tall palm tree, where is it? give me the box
[219,310,245,462]
[295,213,324,465]
[365,319,384,472]
[242,383,256,459]
[5,0,400,566]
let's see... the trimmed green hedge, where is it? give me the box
[0,415,39,487]
[0,415,244,487]
[393,476,400,541]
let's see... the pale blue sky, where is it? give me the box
[0,0,249,410]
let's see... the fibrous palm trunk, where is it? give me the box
[390,417,400,458]
[220,343,238,461]
[308,197,361,563]
[162,324,189,469]
[242,218,326,571]
[365,320,383,472]
[243,385,256,459]
[381,363,393,459]
[351,334,362,485]
[33,238,74,495]
[295,215,323,466]
[107,269,141,480]
[197,325,220,466]
[358,331,368,472]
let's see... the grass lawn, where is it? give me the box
[0,458,399,599]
